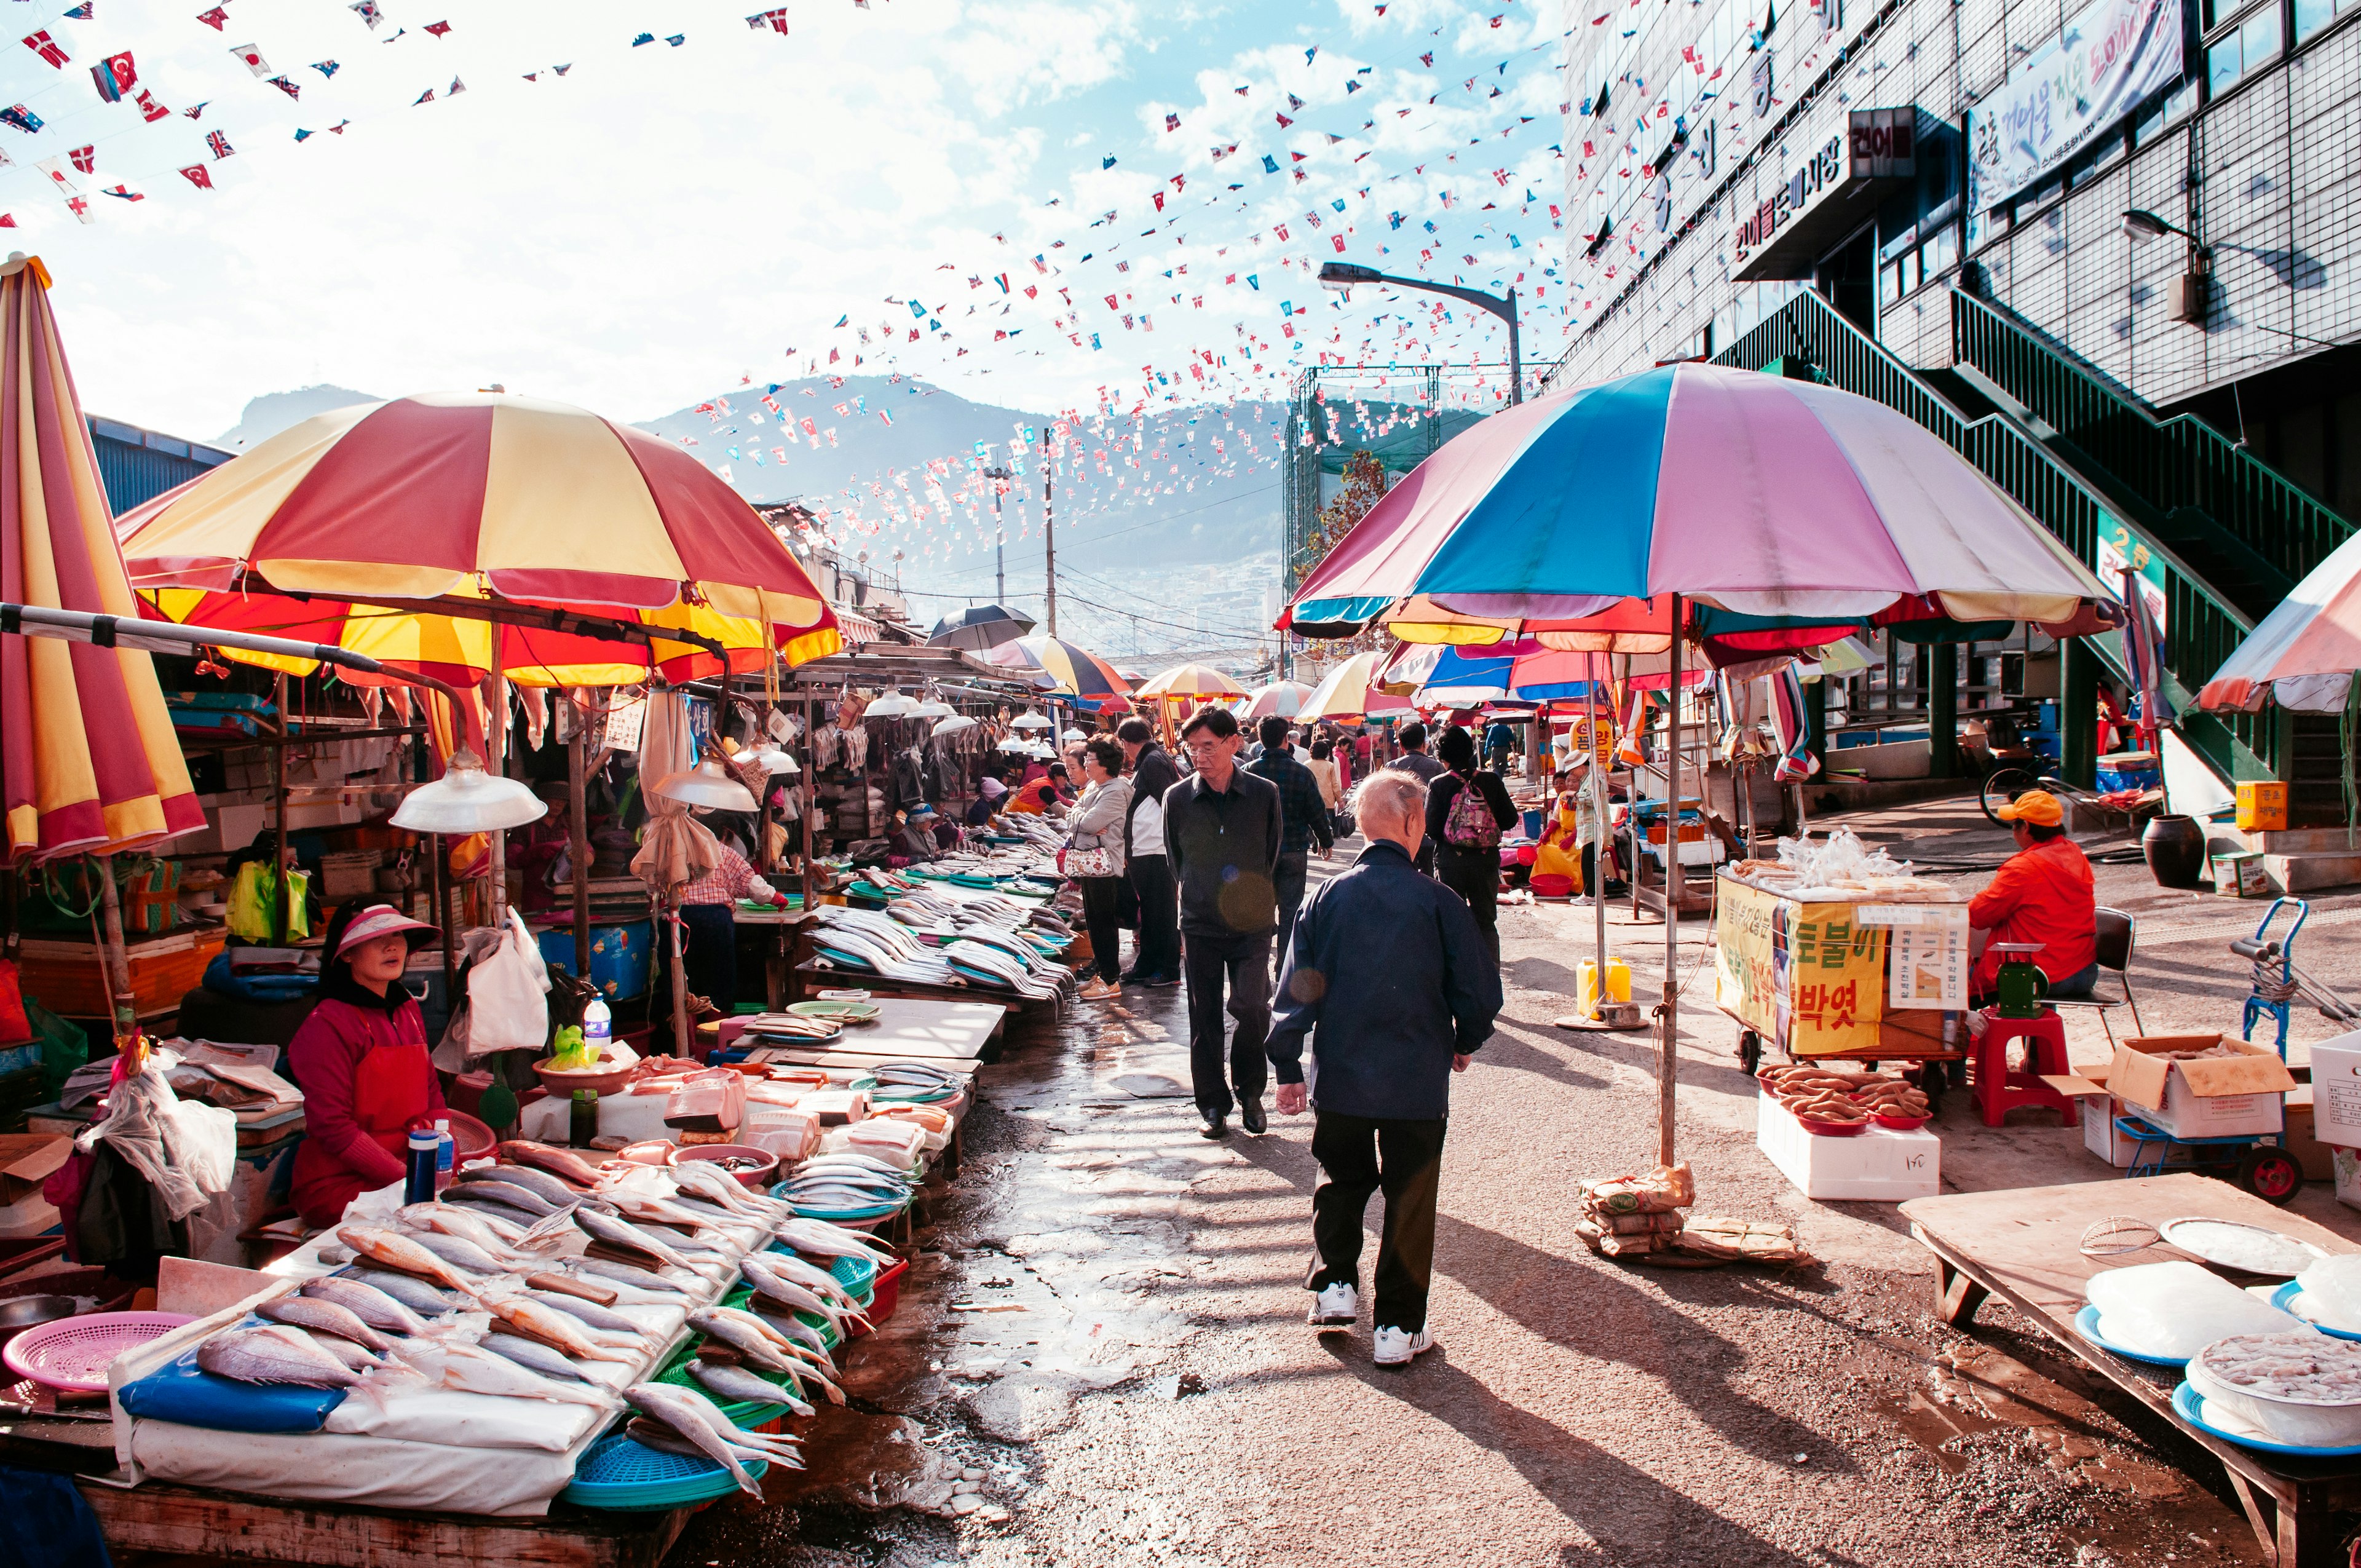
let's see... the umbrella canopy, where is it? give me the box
[1300,651,1414,721]
[1287,361,2115,641]
[988,635,1132,705]
[1243,679,1315,719]
[1408,640,1712,705]
[2196,529,2361,714]
[926,603,1036,653]
[0,256,199,863]
[1133,662,1247,699]
[118,390,838,630]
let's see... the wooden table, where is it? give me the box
[732,906,821,1010]
[1903,1174,2361,1567]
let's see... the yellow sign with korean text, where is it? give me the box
[1779,901,1888,1056]
[1714,877,1781,1039]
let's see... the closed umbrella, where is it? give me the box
[0,254,202,1051]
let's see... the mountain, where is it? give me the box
[213,385,382,451]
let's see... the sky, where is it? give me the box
[2,0,1576,445]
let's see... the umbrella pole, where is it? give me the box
[272,673,290,945]
[570,718,590,976]
[668,888,690,1058]
[1659,596,1683,1168]
[93,854,138,1053]
[799,695,815,910]
[1589,675,1609,1021]
[485,670,510,930]
[433,832,456,1002]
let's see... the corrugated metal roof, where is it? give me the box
[85,414,232,516]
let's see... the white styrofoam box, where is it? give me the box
[2137,1072,2285,1141]
[1755,1093,1940,1202]
[2336,1147,2361,1213]
[0,1189,57,1239]
[2309,1032,2361,1147]
[2082,1095,2143,1168]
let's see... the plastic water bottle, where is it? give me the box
[405,1128,439,1205]
[582,997,612,1064]
[433,1118,454,1190]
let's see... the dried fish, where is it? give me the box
[299,1275,432,1337]
[197,1325,365,1388]
[256,1294,394,1353]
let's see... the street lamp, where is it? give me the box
[1319,261,1522,404]
[2120,210,2211,326]
[983,464,1011,604]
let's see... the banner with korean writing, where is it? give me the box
[1714,876,1781,1039]
[1778,901,1887,1056]
[1967,0,2184,215]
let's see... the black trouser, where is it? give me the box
[1126,855,1178,979]
[1435,845,1501,963]
[1182,927,1271,1117]
[1308,1111,1448,1333]
[676,903,737,1016]
[1078,876,1124,983]
[1273,850,1309,973]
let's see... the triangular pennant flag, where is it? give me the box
[0,215,17,229]
[266,74,297,97]
[101,183,140,200]
[348,1,381,29]
[133,87,165,120]
[64,194,90,223]
[422,18,450,34]
[206,129,231,157]
[311,59,338,77]
[67,145,91,173]
[411,85,433,103]
[181,99,207,118]
[178,163,211,189]
[62,4,93,20]
[446,74,464,93]
[227,42,267,74]
[194,6,226,27]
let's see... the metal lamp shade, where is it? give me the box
[933,715,978,737]
[864,692,919,718]
[390,749,550,833]
[655,756,759,811]
[742,744,800,776]
[1010,712,1053,731]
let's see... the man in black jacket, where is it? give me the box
[1246,715,1334,969]
[1268,769,1501,1366]
[1163,707,1284,1139]
[1116,718,1180,986]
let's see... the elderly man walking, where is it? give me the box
[1268,769,1501,1366]
[1165,707,1284,1139]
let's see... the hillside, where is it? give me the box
[213,385,382,451]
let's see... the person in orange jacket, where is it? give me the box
[1969,790,2098,1002]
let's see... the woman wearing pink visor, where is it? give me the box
[286,902,444,1225]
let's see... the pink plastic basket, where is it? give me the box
[3,1312,193,1393]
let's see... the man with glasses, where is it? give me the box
[1163,707,1284,1139]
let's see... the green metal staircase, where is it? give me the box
[1713,287,2314,793]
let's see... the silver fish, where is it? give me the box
[445,1179,560,1218]
[397,1203,528,1257]
[575,1205,702,1270]
[395,1228,510,1278]
[198,1325,365,1388]
[740,1257,866,1331]
[622,1384,765,1498]
[256,1294,394,1352]
[523,1290,646,1336]
[300,1275,431,1337]
[754,1251,861,1309]
[687,1308,805,1374]
[568,1256,690,1297]
[478,1332,600,1385]
[774,1218,897,1260]
[401,1342,616,1409]
[457,1163,585,1208]
[345,1267,461,1317]
[303,1330,384,1372]
[686,1357,812,1417]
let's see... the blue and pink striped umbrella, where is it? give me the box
[1286,362,2116,643]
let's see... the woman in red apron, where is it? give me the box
[287,903,445,1227]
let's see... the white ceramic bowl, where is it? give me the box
[2188,1333,2361,1447]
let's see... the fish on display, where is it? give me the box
[395,1228,512,1278]
[299,1275,432,1337]
[666,1193,740,1223]
[303,1331,384,1372]
[686,1307,805,1375]
[670,1163,791,1222]
[344,1267,461,1317]
[443,1179,561,1219]
[336,1225,481,1292]
[685,1358,813,1418]
[740,1256,869,1332]
[197,1324,368,1388]
[773,1218,898,1261]
[601,1189,731,1235]
[751,1305,833,1360]
[754,1251,863,1310]
[396,1203,530,1257]
[478,1332,602,1386]
[457,1163,585,1210]
[568,1256,691,1298]
[522,1289,647,1337]
[574,1205,703,1271]
[403,1342,618,1409]
[256,1294,394,1353]
[496,1140,604,1189]
[479,1293,639,1361]
[623,1383,796,1498]
[800,1152,911,1179]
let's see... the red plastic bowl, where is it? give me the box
[1873,1111,1932,1131]
[1795,1114,1869,1137]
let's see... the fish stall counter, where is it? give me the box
[98,1144,851,1517]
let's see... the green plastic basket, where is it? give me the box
[563,1431,769,1511]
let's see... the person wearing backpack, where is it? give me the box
[1425,726,1517,962]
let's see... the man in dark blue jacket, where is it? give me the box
[1268,769,1501,1367]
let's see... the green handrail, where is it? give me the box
[1714,288,2280,783]
[1952,290,2354,585]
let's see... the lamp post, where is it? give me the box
[983,464,1011,604]
[1318,262,1522,405]
[2121,209,2211,325]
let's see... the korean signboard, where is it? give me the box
[1968,0,2184,215]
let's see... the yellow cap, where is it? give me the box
[1996,790,2065,827]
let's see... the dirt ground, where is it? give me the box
[670,791,2361,1568]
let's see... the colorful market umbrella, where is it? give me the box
[1,256,200,866]
[117,389,840,644]
[926,603,1035,654]
[1299,651,1412,721]
[1133,662,1248,700]
[1286,361,2114,643]
[2194,529,2361,715]
[987,635,1132,708]
[1408,641,1710,705]
[1242,679,1315,719]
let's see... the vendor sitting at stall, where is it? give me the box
[966,774,1008,828]
[1969,790,2098,1002]
[286,902,444,1227]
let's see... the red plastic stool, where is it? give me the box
[1971,1008,2074,1127]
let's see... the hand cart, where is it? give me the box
[2110,1113,2304,1205]
[2231,897,2361,1054]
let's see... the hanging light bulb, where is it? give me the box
[391,747,548,834]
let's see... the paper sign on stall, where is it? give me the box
[1886,906,1969,1009]
[1779,903,1886,1057]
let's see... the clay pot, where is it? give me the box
[2142,813,2207,888]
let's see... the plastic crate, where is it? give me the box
[562,1431,767,1511]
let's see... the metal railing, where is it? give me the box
[1714,287,2281,783]
[1952,290,2355,587]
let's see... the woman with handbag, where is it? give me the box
[1062,738,1134,1000]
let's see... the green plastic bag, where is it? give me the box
[22,996,87,1102]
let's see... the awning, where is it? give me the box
[834,608,884,646]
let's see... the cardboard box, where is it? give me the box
[2238,780,2290,832]
[2284,1084,2336,1181]
[2082,1094,2144,1169]
[1755,1093,1940,1202]
[0,1134,69,1205]
[2047,1034,2295,1141]
[2308,1031,2361,1146]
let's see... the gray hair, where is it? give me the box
[1351,770,1426,834]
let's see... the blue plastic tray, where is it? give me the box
[2270,1282,2361,1342]
[562,1431,769,1511]
[2172,1381,2361,1457]
[2073,1304,2189,1368]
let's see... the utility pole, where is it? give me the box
[1044,461,1058,637]
[983,464,1011,604]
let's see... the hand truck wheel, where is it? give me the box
[2237,1146,2304,1206]
[1736,1029,1762,1075]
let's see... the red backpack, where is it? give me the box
[1442,774,1501,849]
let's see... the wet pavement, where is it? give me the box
[670,799,2361,1567]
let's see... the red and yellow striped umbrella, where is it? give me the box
[1132,662,1247,700]
[0,256,200,863]
[116,390,840,683]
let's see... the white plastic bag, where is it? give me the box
[444,911,552,1063]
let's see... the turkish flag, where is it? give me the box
[179,165,211,189]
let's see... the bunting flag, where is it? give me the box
[193,7,226,28]
[34,156,76,192]
[63,193,89,223]
[746,7,788,31]
[0,106,43,133]
[448,75,464,94]
[67,145,92,173]
[424,19,451,36]
[411,86,432,103]
[206,129,232,158]
[227,41,267,74]
[133,87,166,121]
[347,1,381,29]
[180,100,206,118]
[311,58,338,77]
[178,164,211,189]
[22,31,68,66]
[266,74,296,97]
[62,3,93,18]
[0,216,17,229]
[101,184,141,200]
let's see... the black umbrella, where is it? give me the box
[926,603,1037,652]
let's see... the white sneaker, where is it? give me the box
[1372,1325,1433,1366]
[1307,1283,1358,1328]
